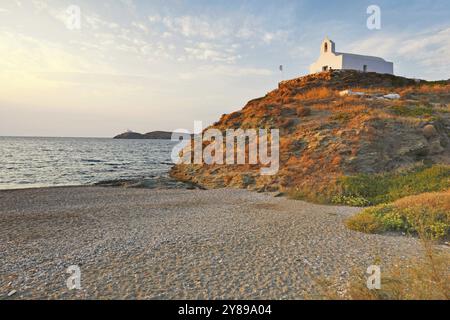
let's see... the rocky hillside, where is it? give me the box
[171,70,450,198]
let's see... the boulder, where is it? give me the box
[383,93,401,100]
[422,124,438,138]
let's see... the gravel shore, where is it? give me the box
[0,187,421,299]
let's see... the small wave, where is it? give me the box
[81,159,105,163]
[94,175,202,190]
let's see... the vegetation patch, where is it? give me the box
[313,241,449,299]
[294,87,335,101]
[331,111,353,123]
[346,190,450,240]
[333,165,450,206]
[390,104,433,117]
[331,195,371,207]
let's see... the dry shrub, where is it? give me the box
[288,181,341,204]
[345,211,383,233]
[294,87,335,101]
[340,95,364,104]
[416,84,450,95]
[331,105,369,123]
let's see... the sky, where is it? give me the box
[0,0,449,137]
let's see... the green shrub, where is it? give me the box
[345,211,383,233]
[346,191,450,240]
[331,195,370,207]
[334,165,450,206]
[331,112,352,122]
[390,104,433,117]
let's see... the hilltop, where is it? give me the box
[171,70,450,201]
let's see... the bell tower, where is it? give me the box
[321,37,335,55]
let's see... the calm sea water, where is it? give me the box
[0,137,177,190]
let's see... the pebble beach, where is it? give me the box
[0,186,422,299]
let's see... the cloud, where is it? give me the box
[0,31,108,74]
[183,42,240,63]
[149,13,288,46]
[179,65,273,80]
[397,28,450,66]
[31,0,48,12]
[33,71,161,87]
[119,0,136,12]
[347,27,450,79]
[148,14,161,23]
[84,13,120,30]
[161,15,225,39]
[132,21,149,34]
[262,30,288,44]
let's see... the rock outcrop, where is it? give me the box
[114,131,173,140]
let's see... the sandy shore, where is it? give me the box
[0,187,421,299]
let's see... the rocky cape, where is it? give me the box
[170,70,450,193]
[114,131,173,140]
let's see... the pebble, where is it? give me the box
[8,290,17,297]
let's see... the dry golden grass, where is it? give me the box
[395,190,450,212]
[311,239,450,300]
[346,211,383,233]
[346,190,450,240]
[294,87,336,101]
[330,105,372,124]
[397,84,450,95]
[415,84,450,94]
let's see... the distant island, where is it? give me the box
[114,131,173,140]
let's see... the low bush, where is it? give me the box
[345,211,383,233]
[331,195,371,207]
[346,190,450,240]
[294,87,335,101]
[334,165,450,206]
[390,104,433,117]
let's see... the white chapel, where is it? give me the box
[309,37,394,75]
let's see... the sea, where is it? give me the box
[0,136,178,190]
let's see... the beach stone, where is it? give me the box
[8,290,17,297]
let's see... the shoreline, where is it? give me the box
[0,186,423,299]
[0,174,200,192]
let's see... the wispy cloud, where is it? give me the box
[348,27,450,79]
[160,15,224,39]
[183,42,240,63]
[179,65,273,80]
